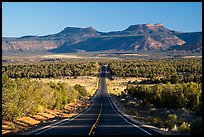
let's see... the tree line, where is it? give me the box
[2,61,99,78]
[109,58,202,84]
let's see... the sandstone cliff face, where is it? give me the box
[127,35,185,51]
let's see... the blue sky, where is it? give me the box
[2,2,202,37]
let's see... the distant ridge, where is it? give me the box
[2,23,202,54]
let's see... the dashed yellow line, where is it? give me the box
[88,103,103,135]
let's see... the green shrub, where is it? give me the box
[66,87,79,103]
[167,114,177,121]
[74,84,88,97]
[178,122,190,134]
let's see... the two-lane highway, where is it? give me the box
[93,66,156,135]
[25,65,159,135]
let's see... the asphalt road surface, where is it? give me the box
[26,65,160,135]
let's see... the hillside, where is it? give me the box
[2,24,202,54]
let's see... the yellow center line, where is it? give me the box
[88,103,103,135]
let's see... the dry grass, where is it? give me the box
[107,77,149,96]
[33,76,98,96]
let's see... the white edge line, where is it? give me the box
[104,67,151,135]
[105,83,152,135]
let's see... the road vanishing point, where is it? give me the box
[21,65,160,135]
